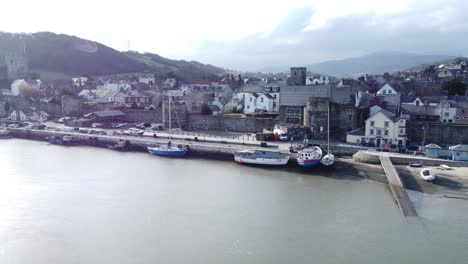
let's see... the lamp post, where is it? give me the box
[421,125,426,153]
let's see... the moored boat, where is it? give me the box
[321,153,335,166]
[147,143,188,157]
[234,150,290,166]
[0,129,12,139]
[109,139,129,151]
[420,168,436,181]
[297,147,322,167]
[147,90,187,157]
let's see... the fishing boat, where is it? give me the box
[234,150,290,166]
[297,146,323,167]
[147,91,188,157]
[420,168,436,181]
[320,98,335,166]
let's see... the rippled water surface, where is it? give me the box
[1,139,467,264]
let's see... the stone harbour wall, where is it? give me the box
[188,115,277,133]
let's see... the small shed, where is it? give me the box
[425,143,441,158]
[448,144,468,161]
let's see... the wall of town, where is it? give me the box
[188,115,277,133]
[407,122,468,145]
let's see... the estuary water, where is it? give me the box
[0,139,467,264]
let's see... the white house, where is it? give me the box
[439,101,457,123]
[72,77,88,87]
[9,110,28,121]
[234,80,281,114]
[306,76,330,85]
[138,77,155,85]
[9,109,49,122]
[99,81,131,91]
[11,79,29,96]
[237,92,259,114]
[376,83,397,95]
[347,109,407,148]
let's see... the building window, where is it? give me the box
[384,121,389,127]
[370,121,375,127]
[261,97,264,103]
[247,105,250,109]
[400,129,404,134]
[444,112,449,117]
[377,130,382,136]
[370,129,374,135]
[384,130,389,136]
[416,101,420,106]
[250,97,252,102]
[348,114,352,121]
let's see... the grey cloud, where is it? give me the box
[192,1,468,72]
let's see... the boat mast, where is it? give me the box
[168,91,172,139]
[327,101,330,153]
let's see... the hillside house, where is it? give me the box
[376,83,400,112]
[234,80,280,114]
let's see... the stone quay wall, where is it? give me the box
[188,115,277,133]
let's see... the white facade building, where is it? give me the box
[348,109,407,148]
[11,79,28,96]
[439,102,457,123]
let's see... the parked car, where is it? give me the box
[279,134,289,141]
[7,124,19,128]
[92,123,103,128]
[35,124,46,130]
[151,123,164,131]
[126,128,144,136]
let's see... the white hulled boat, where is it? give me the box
[235,150,290,166]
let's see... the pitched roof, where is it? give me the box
[280,85,330,106]
[401,104,439,116]
[425,144,441,149]
[347,128,365,136]
[85,110,125,118]
[367,108,398,122]
[449,144,468,151]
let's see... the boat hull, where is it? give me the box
[148,147,187,157]
[420,168,436,181]
[297,158,321,167]
[234,156,289,166]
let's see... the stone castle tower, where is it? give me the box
[289,67,306,86]
[0,34,29,80]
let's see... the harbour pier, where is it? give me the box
[379,152,418,217]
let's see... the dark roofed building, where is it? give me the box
[84,110,126,120]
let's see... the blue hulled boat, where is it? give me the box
[297,146,322,167]
[147,144,188,157]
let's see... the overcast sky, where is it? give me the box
[1,0,467,71]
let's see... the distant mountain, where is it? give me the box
[0,32,224,81]
[304,52,455,76]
